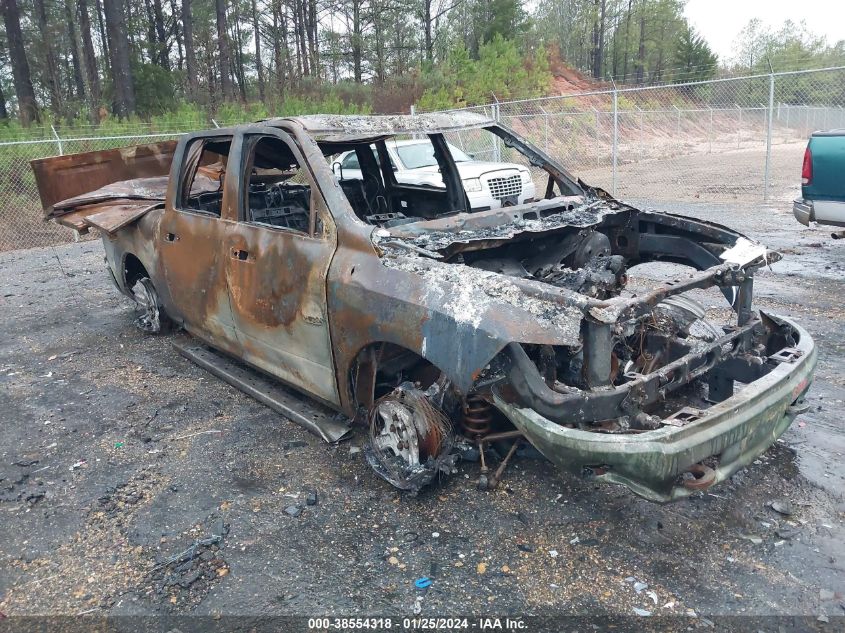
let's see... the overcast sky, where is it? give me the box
[684,0,845,62]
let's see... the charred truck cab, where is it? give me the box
[32,113,815,503]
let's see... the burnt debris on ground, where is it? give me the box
[0,202,843,617]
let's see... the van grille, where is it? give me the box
[486,173,523,200]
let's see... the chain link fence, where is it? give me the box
[2,66,844,252]
[0,117,243,252]
[431,66,845,209]
[0,131,186,252]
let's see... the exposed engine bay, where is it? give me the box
[357,194,813,499]
[464,227,627,299]
[373,197,792,437]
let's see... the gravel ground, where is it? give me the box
[0,201,843,627]
[578,141,805,205]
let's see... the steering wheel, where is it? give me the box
[264,185,280,209]
[362,173,384,214]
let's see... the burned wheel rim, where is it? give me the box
[131,278,162,334]
[364,383,454,493]
[681,463,717,490]
[371,400,422,467]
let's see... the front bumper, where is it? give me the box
[493,315,816,502]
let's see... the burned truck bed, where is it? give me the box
[30,113,816,503]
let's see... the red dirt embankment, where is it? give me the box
[548,59,607,95]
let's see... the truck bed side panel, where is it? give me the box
[30,141,177,212]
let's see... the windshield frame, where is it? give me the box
[315,122,586,227]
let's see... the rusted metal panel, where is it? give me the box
[30,141,177,212]
[29,115,817,501]
[224,222,340,406]
[50,174,220,217]
[53,208,92,233]
[100,209,166,293]
[77,202,161,234]
[158,209,240,351]
[52,177,170,212]
[333,246,594,389]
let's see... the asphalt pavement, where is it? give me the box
[0,201,843,627]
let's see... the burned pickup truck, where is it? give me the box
[32,113,815,502]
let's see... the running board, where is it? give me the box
[172,339,352,443]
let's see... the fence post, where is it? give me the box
[544,109,549,154]
[410,104,418,139]
[592,107,600,167]
[50,125,63,155]
[673,105,681,136]
[492,99,502,163]
[612,88,618,197]
[538,105,549,153]
[764,73,774,202]
[708,107,713,154]
[736,105,742,148]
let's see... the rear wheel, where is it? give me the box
[131,277,172,334]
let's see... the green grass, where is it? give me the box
[0,95,372,143]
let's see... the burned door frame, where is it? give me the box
[159,130,241,356]
[223,128,341,408]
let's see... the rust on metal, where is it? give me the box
[73,202,162,234]
[462,394,493,439]
[29,113,816,501]
[31,140,177,212]
[681,463,718,491]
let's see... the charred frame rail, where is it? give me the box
[501,319,760,425]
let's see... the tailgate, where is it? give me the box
[53,201,162,235]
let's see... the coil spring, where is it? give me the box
[462,394,492,438]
